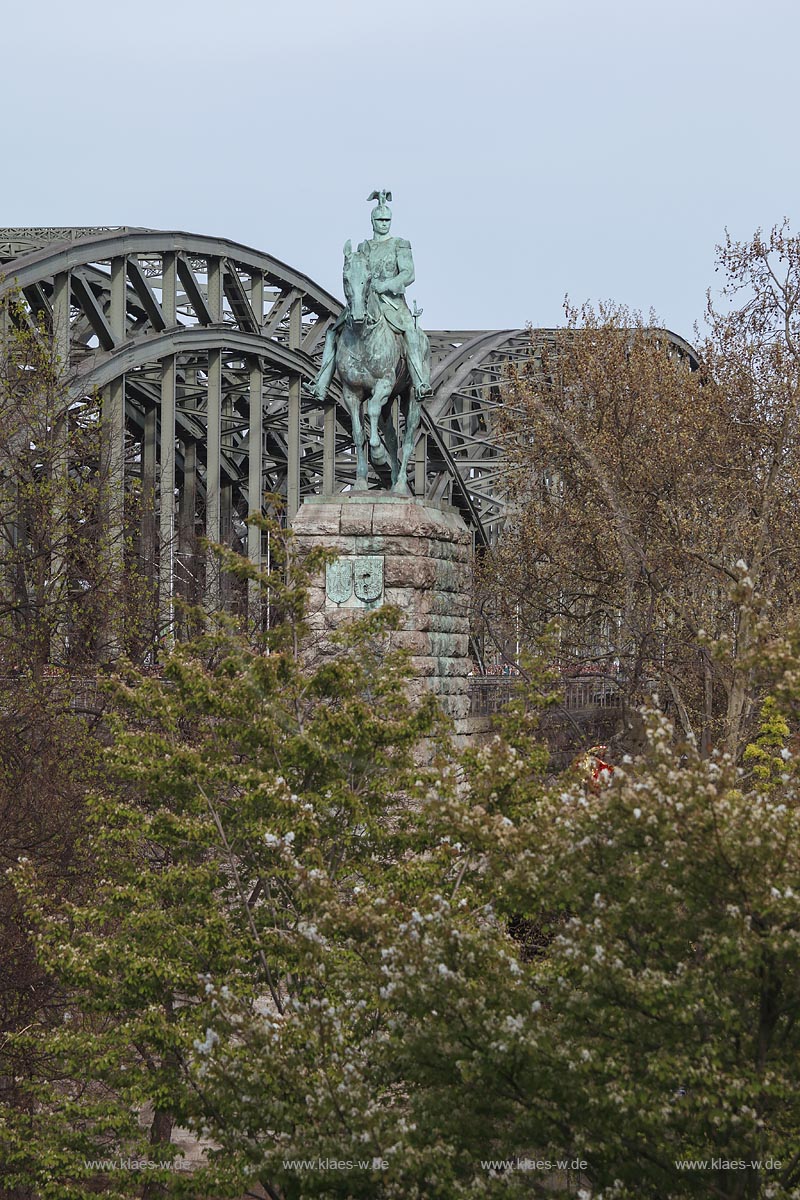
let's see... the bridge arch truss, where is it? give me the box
[0,226,698,648]
[0,227,514,592]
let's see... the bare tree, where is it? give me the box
[480,224,800,757]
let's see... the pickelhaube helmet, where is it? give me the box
[368,189,393,222]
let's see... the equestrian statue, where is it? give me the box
[313,190,432,493]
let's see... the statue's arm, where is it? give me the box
[374,239,415,295]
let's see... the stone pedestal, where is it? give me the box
[291,493,474,732]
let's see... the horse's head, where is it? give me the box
[342,240,371,328]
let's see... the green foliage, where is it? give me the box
[743,697,793,789]
[180,693,800,1200]
[4,523,447,1198]
[0,679,107,1199]
[453,716,800,1198]
[7,518,800,1199]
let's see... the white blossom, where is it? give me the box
[194,1027,219,1055]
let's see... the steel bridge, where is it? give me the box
[0,226,699,641]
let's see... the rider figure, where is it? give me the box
[313,190,433,403]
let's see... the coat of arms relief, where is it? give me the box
[325,556,384,608]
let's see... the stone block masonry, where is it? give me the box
[291,492,475,733]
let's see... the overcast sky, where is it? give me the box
[4,0,797,341]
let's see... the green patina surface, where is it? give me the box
[313,191,432,493]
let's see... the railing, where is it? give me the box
[469,675,624,718]
[468,677,517,715]
[0,675,107,715]
[560,677,624,711]
[5,672,624,725]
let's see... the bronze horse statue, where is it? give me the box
[335,240,430,492]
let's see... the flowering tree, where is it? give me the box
[377,706,800,1199]
[4,526,447,1198]
[9,582,800,1199]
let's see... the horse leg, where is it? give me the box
[366,378,393,451]
[342,383,369,489]
[393,389,421,494]
[378,405,399,485]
